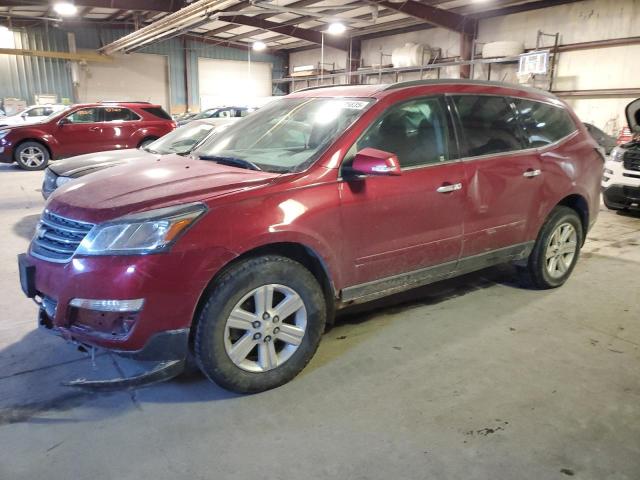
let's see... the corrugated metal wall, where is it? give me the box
[0,27,74,104]
[0,25,285,112]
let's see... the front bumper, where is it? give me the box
[19,245,236,361]
[602,184,640,210]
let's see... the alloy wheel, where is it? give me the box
[545,222,578,279]
[19,147,45,168]
[223,284,307,373]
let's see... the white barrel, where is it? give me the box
[392,43,430,68]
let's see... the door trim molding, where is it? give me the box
[340,241,534,305]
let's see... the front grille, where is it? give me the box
[30,210,94,262]
[623,149,640,172]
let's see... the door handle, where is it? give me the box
[523,169,541,178]
[436,182,462,193]
[89,126,100,132]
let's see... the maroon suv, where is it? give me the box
[0,101,175,170]
[19,81,603,393]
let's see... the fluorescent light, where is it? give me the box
[326,22,346,35]
[54,2,78,16]
[252,41,266,51]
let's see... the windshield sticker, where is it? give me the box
[340,101,368,110]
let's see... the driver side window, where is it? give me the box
[66,108,101,124]
[343,96,453,170]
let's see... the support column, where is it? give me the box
[349,37,362,85]
[460,32,473,79]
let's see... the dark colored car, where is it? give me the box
[19,80,602,393]
[41,119,221,199]
[584,122,617,155]
[177,106,252,126]
[0,101,175,170]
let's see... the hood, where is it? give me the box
[626,98,640,133]
[47,154,279,222]
[49,149,156,177]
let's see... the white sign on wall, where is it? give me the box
[518,50,550,76]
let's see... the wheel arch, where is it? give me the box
[13,138,53,159]
[556,194,589,243]
[188,241,337,351]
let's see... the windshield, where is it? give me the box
[193,97,373,173]
[45,106,71,122]
[145,122,215,155]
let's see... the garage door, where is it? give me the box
[198,57,272,110]
[78,52,170,110]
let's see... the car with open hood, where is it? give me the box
[602,98,640,210]
[41,118,224,199]
[19,80,603,393]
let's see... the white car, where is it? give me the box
[602,98,640,211]
[0,104,66,127]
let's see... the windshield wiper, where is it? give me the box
[198,155,262,171]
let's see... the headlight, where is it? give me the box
[56,176,72,187]
[610,146,625,162]
[76,202,207,255]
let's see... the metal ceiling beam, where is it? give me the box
[369,0,476,35]
[220,15,351,50]
[0,0,187,12]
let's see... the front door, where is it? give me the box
[450,95,542,257]
[339,96,465,288]
[55,107,105,157]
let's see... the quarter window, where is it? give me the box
[346,97,453,169]
[453,95,525,157]
[514,99,576,147]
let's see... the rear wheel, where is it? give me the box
[194,255,326,393]
[14,141,50,170]
[519,206,583,289]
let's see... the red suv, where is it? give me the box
[18,81,603,393]
[0,102,175,170]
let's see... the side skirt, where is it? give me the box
[339,242,534,306]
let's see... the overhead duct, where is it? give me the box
[99,0,235,55]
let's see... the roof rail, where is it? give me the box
[294,84,355,92]
[99,100,153,104]
[383,79,556,97]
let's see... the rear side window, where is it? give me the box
[142,107,172,120]
[102,107,140,122]
[453,95,525,157]
[513,99,577,147]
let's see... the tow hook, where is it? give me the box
[63,359,186,391]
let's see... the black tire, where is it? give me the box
[138,137,157,149]
[14,141,50,170]
[194,255,326,393]
[519,206,583,289]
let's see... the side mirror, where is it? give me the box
[58,117,70,126]
[349,147,401,177]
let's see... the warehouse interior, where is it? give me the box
[0,1,639,479]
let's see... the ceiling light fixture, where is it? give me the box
[326,22,346,35]
[53,2,78,17]
[252,41,266,51]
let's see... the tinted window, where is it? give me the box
[66,108,101,123]
[102,107,140,122]
[453,95,525,156]
[514,99,576,147]
[348,97,452,168]
[142,107,172,120]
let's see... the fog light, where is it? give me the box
[69,298,144,312]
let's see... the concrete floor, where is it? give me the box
[0,162,639,480]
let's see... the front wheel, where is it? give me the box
[519,206,583,289]
[194,256,326,393]
[14,141,50,170]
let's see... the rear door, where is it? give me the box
[99,106,142,149]
[339,96,465,287]
[450,94,542,257]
